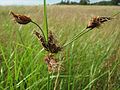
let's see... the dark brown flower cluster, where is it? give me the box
[87,16,111,29]
[44,54,61,72]
[10,11,32,24]
[34,31,62,53]
[10,11,63,73]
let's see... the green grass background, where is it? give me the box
[0,5,120,90]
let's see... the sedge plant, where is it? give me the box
[10,1,120,90]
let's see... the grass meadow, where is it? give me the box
[0,5,120,90]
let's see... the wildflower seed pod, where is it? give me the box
[10,11,32,24]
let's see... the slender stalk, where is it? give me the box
[62,28,91,48]
[47,73,50,90]
[44,0,49,43]
[111,12,120,17]
[31,21,46,42]
[70,27,87,42]
[54,64,61,90]
[68,43,74,90]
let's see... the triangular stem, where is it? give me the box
[31,21,46,42]
[62,28,91,48]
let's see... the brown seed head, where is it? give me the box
[34,31,49,51]
[44,54,58,72]
[87,16,100,29]
[98,16,111,23]
[47,31,62,53]
[44,54,64,73]
[10,11,32,24]
[34,31,61,53]
[87,16,111,29]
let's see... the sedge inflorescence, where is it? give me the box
[10,11,32,24]
[10,11,119,73]
[34,31,62,54]
[10,11,62,73]
[44,54,63,72]
[87,16,112,29]
[34,31,62,72]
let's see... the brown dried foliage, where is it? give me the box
[10,11,32,24]
[87,16,112,29]
[34,31,61,53]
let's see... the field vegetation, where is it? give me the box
[0,5,120,90]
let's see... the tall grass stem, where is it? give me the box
[63,28,90,47]
[43,0,49,43]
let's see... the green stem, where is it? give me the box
[31,21,46,42]
[54,63,61,90]
[62,28,90,48]
[47,73,50,90]
[44,0,49,43]
[111,12,120,17]
[70,28,87,41]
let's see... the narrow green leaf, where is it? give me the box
[44,0,48,42]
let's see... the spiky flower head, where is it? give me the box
[34,31,61,53]
[10,11,32,24]
[44,54,59,73]
[87,16,111,29]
